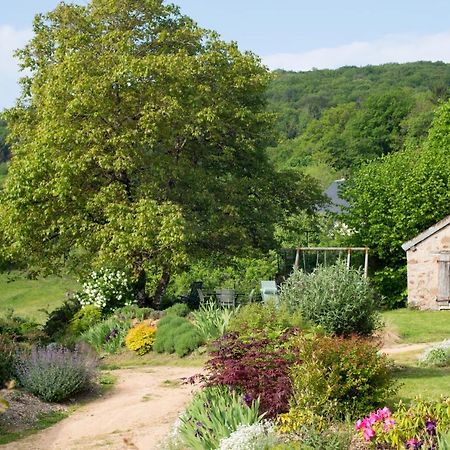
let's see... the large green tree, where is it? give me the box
[343,99,450,304]
[1,0,321,306]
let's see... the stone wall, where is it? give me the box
[406,224,450,309]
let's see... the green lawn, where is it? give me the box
[382,309,450,344]
[0,272,79,323]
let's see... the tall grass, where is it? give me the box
[191,301,236,342]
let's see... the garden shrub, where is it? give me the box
[280,263,380,336]
[125,323,157,355]
[43,297,81,340]
[69,305,102,335]
[153,315,203,357]
[112,305,157,321]
[355,399,450,450]
[204,332,294,417]
[419,339,450,367]
[80,316,131,354]
[279,334,396,430]
[191,301,236,342]
[0,310,46,344]
[74,268,135,314]
[15,344,98,402]
[228,301,305,339]
[0,335,16,387]
[163,303,190,317]
[178,385,262,450]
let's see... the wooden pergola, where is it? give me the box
[293,247,370,278]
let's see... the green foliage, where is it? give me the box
[0,309,46,344]
[191,301,236,342]
[228,301,305,339]
[0,336,16,388]
[280,263,380,336]
[0,0,321,306]
[125,323,157,355]
[80,316,131,354]
[15,344,98,402]
[178,386,262,450]
[420,340,450,368]
[279,334,396,430]
[69,306,103,335]
[43,298,81,340]
[163,303,190,317]
[153,315,203,357]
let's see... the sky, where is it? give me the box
[2,0,450,110]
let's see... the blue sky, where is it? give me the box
[2,0,450,110]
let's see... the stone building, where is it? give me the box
[402,215,450,310]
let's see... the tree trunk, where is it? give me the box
[135,269,150,307]
[152,270,171,309]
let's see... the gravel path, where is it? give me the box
[2,366,200,450]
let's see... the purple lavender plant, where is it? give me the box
[15,344,98,402]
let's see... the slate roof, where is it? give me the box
[320,179,350,214]
[402,215,450,252]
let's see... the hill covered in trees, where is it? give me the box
[266,61,450,185]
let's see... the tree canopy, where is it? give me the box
[0,0,321,305]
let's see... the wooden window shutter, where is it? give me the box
[437,255,450,301]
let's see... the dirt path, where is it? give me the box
[381,342,434,355]
[2,366,200,450]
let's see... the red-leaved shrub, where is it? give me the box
[204,332,296,417]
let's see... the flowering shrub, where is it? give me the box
[204,332,294,417]
[218,421,280,450]
[178,386,263,450]
[420,340,450,367]
[75,269,135,314]
[15,344,98,402]
[125,323,157,355]
[355,399,450,449]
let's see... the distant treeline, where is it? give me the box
[266,61,450,185]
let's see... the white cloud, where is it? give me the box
[0,25,32,109]
[262,31,450,71]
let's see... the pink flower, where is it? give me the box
[363,427,376,441]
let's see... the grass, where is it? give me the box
[0,271,79,323]
[0,411,68,445]
[100,349,207,370]
[382,308,450,344]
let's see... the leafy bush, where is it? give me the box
[80,316,131,354]
[112,305,157,322]
[420,340,450,367]
[15,344,98,402]
[125,323,157,355]
[153,315,203,357]
[355,399,450,449]
[163,303,190,317]
[204,332,294,417]
[69,306,102,335]
[228,301,305,339]
[278,334,396,431]
[280,263,380,336]
[75,269,135,314]
[178,386,263,450]
[0,335,16,387]
[0,310,46,344]
[191,301,236,342]
[43,297,81,340]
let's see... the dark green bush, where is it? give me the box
[43,298,81,340]
[280,263,380,336]
[0,335,16,387]
[15,344,98,402]
[163,303,190,317]
[153,315,203,357]
[0,310,45,344]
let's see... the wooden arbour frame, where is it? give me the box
[293,247,369,278]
